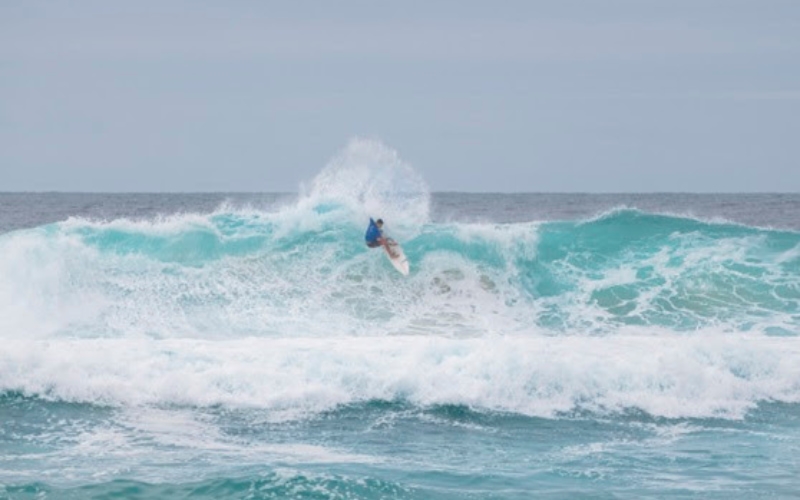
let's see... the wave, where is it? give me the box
[1,139,799,420]
[1,205,798,339]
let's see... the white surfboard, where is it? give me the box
[385,239,409,276]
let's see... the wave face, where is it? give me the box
[529,209,800,333]
[1,141,799,421]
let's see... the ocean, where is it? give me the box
[1,153,800,498]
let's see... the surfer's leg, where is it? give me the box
[382,238,398,258]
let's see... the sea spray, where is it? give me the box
[297,137,430,239]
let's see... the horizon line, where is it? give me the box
[2,191,799,196]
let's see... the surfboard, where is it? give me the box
[385,239,409,275]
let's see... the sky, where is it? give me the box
[1,0,799,192]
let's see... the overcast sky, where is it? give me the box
[2,1,799,192]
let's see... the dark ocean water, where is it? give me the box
[1,189,799,499]
[3,192,800,235]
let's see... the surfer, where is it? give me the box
[365,218,397,258]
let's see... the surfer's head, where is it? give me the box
[376,219,383,226]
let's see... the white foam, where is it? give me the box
[0,228,112,338]
[2,333,799,420]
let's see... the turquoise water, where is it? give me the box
[2,150,800,498]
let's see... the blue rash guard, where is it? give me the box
[365,218,382,247]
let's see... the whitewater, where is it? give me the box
[1,140,800,499]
